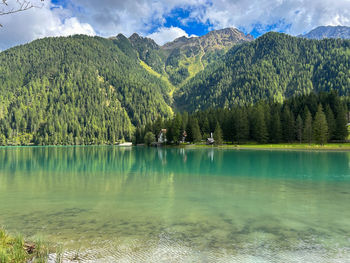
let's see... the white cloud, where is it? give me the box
[0,1,95,50]
[68,0,207,37]
[1,0,350,50]
[66,0,350,38]
[195,0,350,35]
[147,26,196,45]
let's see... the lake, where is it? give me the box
[0,146,350,262]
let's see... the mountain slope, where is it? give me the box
[0,35,173,144]
[128,33,167,74]
[161,28,254,86]
[162,28,253,52]
[176,32,350,111]
[112,27,254,89]
[1,29,350,145]
[301,26,350,40]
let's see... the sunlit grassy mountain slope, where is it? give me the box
[161,27,254,86]
[112,27,254,88]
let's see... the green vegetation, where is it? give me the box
[162,28,253,86]
[188,143,350,150]
[176,32,350,111]
[313,104,329,145]
[0,35,172,146]
[213,122,223,145]
[144,131,156,146]
[139,60,176,100]
[0,31,350,146]
[0,228,52,263]
[138,91,349,146]
[128,33,166,74]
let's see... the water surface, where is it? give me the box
[0,146,350,262]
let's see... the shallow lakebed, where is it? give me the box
[0,146,350,262]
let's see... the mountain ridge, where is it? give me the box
[176,32,350,111]
[162,27,253,51]
[0,28,350,144]
[110,27,253,87]
[300,25,350,40]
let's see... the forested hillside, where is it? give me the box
[0,35,172,145]
[0,29,249,145]
[176,32,350,111]
[0,29,350,146]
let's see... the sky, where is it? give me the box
[0,0,350,50]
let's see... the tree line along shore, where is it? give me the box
[0,91,349,147]
[136,91,349,147]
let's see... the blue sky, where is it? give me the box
[0,0,350,49]
[158,7,211,37]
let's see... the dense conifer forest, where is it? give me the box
[136,92,349,145]
[177,33,350,111]
[0,35,172,145]
[0,31,349,145]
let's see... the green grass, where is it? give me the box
[0,228,57,263]
[186,142,350,150]
[139,60,176,93]
[140,54,205,98]
[179,53,204,80]
[139,59,175,115]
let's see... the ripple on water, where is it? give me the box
[47,236,350,263]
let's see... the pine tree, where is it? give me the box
[182,112,189,131]
[234,108,249,144]
[334,104,348,141]
[252,105,268,143]
[134,127,144,144]
[165,119,174,143]
[144,131,155,146]
[313,104,328,145]
[202,117,210,135]
[303,107,313,144]
[296,114,303,144]
[152,117,163,137]
[171,113,182,144]
[186,118,202,143]
[281,106,295,142]
[325,104,336,140]
[270,111,282,143]
[192,119,202,143]
[214,122,223,145]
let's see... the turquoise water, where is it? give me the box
[0,146,350,262]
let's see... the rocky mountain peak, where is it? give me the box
[301,25,350,40]
[162,27,254,52]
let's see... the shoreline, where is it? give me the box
[1,143,350,151]
[183,143,350,151]
[0,227,54,262]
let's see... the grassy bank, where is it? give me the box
[185,143,350,150]
[0,228,55,263]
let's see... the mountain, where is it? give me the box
[0,35,173,145]
[128,33,166,74]
[112,28,253,87]
[176,32,350,111]
[163,28,253,52]
[301,26,350,40]
[160,28,254,86]
[1,29,350,145]
[0,28,248,145]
